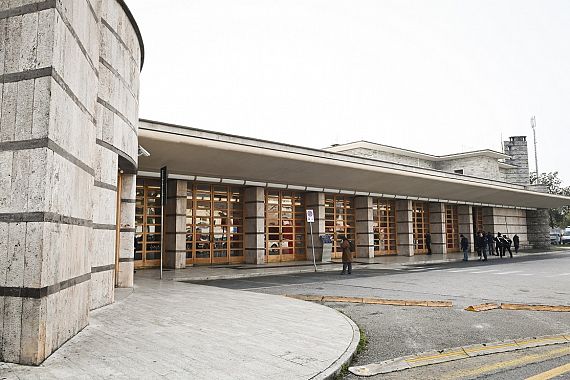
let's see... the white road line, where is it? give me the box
[493,271,522,275]
[469,270,500,274]
[408,268,427,272]
[516,273,534,276]
[447,268,480,273]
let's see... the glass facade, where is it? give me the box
[412,201,429,254]
[265,190,306,262]
[446,204,460,251]
[372,199,397,255]
[186,183,244,265]
[135,179,162,269]
[325,195,355,259]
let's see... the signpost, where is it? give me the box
[160,166,168,280]
[306,209,317,272]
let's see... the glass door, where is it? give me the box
[373,199,397,255]
[446,204,460,252]
[186,183,244,265]
[265,190,306,263]
[135,179,162,269]
[325,195,355,259]
[412,201,429,254]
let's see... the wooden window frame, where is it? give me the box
[135,179,162,269]
[265,190,306,263]
[412,201,430,254]
[445,204,460,251]
[324,195,355,259]
[373,199,397,255]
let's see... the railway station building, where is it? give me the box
[1,0,569,367]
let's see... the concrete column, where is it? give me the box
[164,179,187,269]
[117,174,136,286]
[482,207,495,234]
[428,203,447,254]
[526,209,550,249]
[395,200,414,256]
[355,196,374,258]
[305,192,325,261]
[244,187,265,264]
[458,205,474,252]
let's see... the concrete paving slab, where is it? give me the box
[1,276,359,379]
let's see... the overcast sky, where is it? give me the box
[129,0,570,185]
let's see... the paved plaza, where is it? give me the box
[0,277,358,380]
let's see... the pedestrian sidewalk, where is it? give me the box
[0,276,359,379]
[134,249,561,282]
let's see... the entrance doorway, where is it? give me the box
[325,195,355,259]
[413,201,430,254]
[135,179,162,269]
[186,183,245,265]
[265,190,306,263]
[446,205,460,252]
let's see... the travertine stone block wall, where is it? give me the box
[526,209,550,249]
[503,136,530,185]
[305,192,325,261]
[338,147,436,169]
[458,205,474,252]
[354,196,374,258]
[165,179,187,269]
[482,207,529,248]
[396,200,414,256]
[428,203,447,254]
[436,156,501,181]
[244,187,265,264]
[0,0,142,365]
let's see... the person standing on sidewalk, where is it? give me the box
[486,232,494,256]
[477,231,487,261]
[460,234,469,261]
[340,236,353,275]
[425,232,432,255]
[513,234,520,254]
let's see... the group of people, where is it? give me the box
[424,231,520,262]
[473,231,520,261]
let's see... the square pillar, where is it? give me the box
[526,209,550,249]
[396,200,414,256]
[244,187,265,264]
[305,192,325,261]
[355,196,374,258]
[482,207,495,234]
[458,205,474,252]
[428,203,447,254]
[164,179,187,269]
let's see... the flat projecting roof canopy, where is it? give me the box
[137,120,570,209]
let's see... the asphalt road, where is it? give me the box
[189,251,570,379]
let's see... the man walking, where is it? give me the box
[495,232,503,256]
[478,231,487,261]
[461,234,469,261]
[425,232,432,255]
[513,234,520,254]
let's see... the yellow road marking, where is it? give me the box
[463,342,519,353]
[406,350,467,363]
[441,346,570,380]
[525,362,570,380]
[517,336,568,345]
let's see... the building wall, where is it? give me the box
[0,0,142,365]
[338,147,437,169]
[503,136,530,185]
[435,156,501,180]
[482,207,529,248]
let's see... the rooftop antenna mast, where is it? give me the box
[531,116,539,182]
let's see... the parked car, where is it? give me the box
[550,232,561,245]
[562,231,570,245]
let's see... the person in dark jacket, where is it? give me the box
[460,234,469,261]
[475,231,482,258]
[502,235,513,258]
[477,231,487,261]
[494,232,503,256]
[340,236,353,275]
[513,234,520,254]
[486,232,494,256]
[425,232,432,255]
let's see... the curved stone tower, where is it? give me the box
[0,0,143,365]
